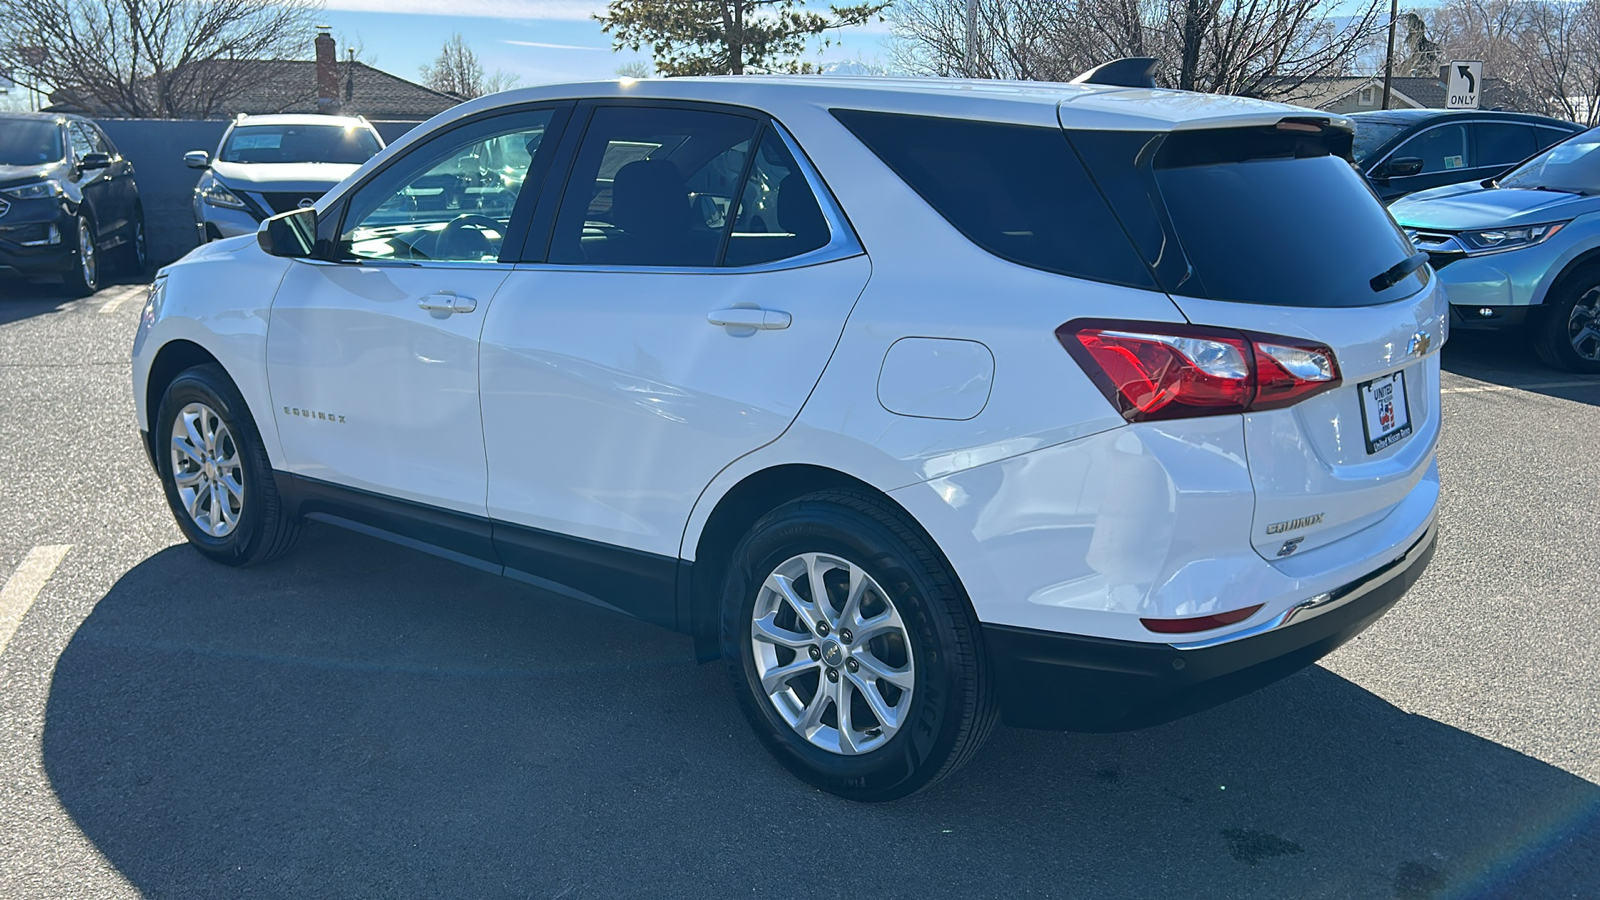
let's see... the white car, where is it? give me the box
[184,113,385,242]
[132,72,1444,801]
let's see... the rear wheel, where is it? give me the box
[156,364,300,566]
[721,490,997,801]
[62,213,99,297]
[1535,275,1600,373]
[117,208,149,275]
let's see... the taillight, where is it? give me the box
[1140,603,1264,634]
[1057,320,1341,422]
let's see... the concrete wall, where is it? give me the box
[98,119,423,265]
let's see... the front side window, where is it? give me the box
[340,110,556,264]
[0,121,64,165]
[221,124,381,165]
[1401,124,1471,175]
[67,123,96,161]
[547,106,760,267]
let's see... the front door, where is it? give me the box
[479,104,871,620]
[266,106,569,555]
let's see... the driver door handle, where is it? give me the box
[707,307,791,330]
[419,292,477,314]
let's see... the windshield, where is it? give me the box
[1499,128,1600,194]
[0,121,65,166]
[1351,120,1408,166]
[219,124,381,165]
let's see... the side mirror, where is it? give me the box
[1383,157,1425,179]
[257,208,316,259]
[183,150,211,169]
[79,152,111,171]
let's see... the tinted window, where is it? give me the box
[67,123,96,160]
[1399,124,1470,175]
[1536,126,1575,149]
[1475,123,1537,167]
[1500,127,1600,194]
[549,106,758,267]
[722,129,831,267]
[832,110,1155,289]
[221,124,381,165]
[1073,125,1422,308]
[341,110,555,263]
[0,121,63,165]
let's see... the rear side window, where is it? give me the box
[831,110,1155,289]
[1073,125,1424,308]
[1475,123,1537,168]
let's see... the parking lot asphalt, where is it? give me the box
[0,274,1596,899]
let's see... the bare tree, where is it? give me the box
[0,0,321,118]
[615,59,654,78]
[420,33,520,99]
[891,0,1383,97]
[598,0,889,76]
[1421,0,1600,124]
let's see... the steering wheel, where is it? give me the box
[435,213,505,260]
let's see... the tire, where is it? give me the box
[155,364,300,566]
[1534,274,1600,373]
[62,213,99,297]
[117,207,149,275]
[720,489,998,801]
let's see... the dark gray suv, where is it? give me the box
[0,112,146,295]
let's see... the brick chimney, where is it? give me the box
[315,26,340,114]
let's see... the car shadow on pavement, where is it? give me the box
[1442,331,1600,406]
[0,275,151,326]
[44,526,1599,899]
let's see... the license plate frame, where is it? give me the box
[1357,369,1413,454]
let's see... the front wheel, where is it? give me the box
[62,214,99,296]
[721,490,997,801]
[1535,277,1600,373]
[155,364,300,566]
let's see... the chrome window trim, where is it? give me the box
[0,197,10,219]
[1170,517,1437,651]
[530,116,865,275]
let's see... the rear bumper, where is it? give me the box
[983,522,1436,731]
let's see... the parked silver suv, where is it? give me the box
[185,114,384,242]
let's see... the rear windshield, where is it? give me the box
[1072,125,1426,307]
[0,120,64,166]
[220,124,381,165]
[831,110,1156,289]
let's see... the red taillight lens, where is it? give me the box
[1058,320,1341,422]
[1140,603,1264,634]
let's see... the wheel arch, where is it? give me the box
[1534,246,1600,309]
[684,463,957,662]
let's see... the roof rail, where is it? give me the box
[1070,58,1159,90]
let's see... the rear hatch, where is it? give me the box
[1066,117,1446,560]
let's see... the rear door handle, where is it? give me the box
[707,307,791,330]
[418,292,477,314]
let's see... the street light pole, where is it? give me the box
[1382,0,1398,109]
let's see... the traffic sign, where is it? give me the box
[1447,61,1482,109]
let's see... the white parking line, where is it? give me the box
[0,545,71,657]
[98,284,146,315]
[1442,380,1600,395]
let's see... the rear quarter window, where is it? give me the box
[830,109,1155,289]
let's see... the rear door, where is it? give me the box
[1070,121,1446,560]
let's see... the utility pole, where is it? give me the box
[965,0,978,78]
[1381,0,1398,109]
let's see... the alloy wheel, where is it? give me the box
[77,216,96,288]
[750,552,915,755]
[1568,287,1600,361]
[169,401,245,537]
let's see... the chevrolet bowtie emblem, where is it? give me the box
[1407,331,1433,357]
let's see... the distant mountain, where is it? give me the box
[818,60,889,77]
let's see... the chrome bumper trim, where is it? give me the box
[1171,517,1437,651]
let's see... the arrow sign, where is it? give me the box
[1448,60,1482,109]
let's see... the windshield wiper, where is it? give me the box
[1370,251,1429,292]
[1529,185,1587,196]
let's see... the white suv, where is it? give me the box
[132,73,1444,801]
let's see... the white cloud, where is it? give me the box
[504,39,608,51]
[322,0,606,22]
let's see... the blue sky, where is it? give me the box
[319,0,895,87]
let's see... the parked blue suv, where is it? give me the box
[1391,127,1600,372]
